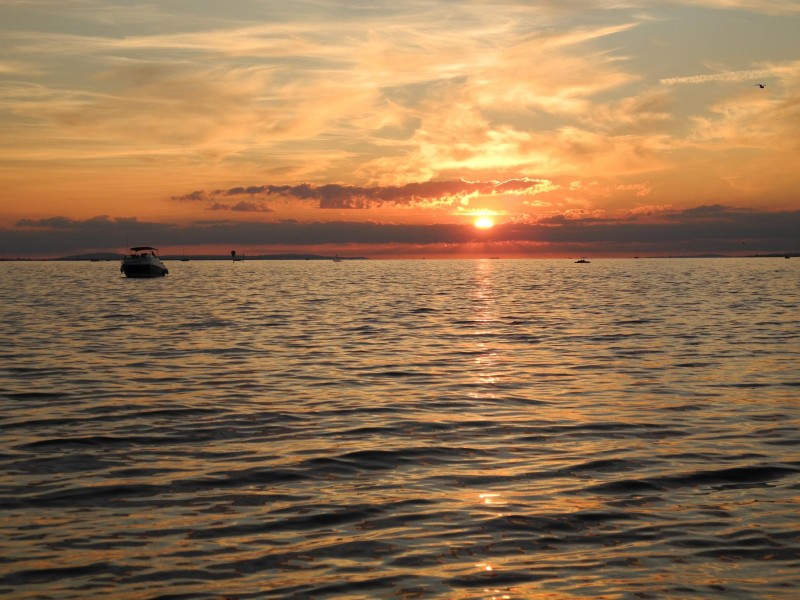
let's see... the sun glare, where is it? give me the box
[474,216,495,229]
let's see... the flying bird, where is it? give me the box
[755,84,766,88]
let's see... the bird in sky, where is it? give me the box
[755,83,766,88]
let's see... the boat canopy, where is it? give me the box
[130,246,158,251]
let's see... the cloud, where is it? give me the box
[2,0,799,225]
[208,201,274,213]
[14,215,138,229]
[661,68,776,85]
[5,206,797,257]
[665,203,736,218]
[174,178,560,209]
[0,3,649,181]
[626,204,676,217]
[177,190,207,202]
[675,0,800,16]
[615,183,652,197]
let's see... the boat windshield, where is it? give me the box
[129,246,159,257]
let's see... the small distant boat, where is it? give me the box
[120,246,169,278]
[575,258,591,264]
[333,255,343,262]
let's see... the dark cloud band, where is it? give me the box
[5,206,798,257]
[173,178,555,209]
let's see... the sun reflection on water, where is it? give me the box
[479,492,506,506]
[469,260,502,391]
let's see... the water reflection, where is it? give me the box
[479,493,505,506]
[470,260,501,389]
[1,259,797,599]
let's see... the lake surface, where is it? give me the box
[1,258,798,599]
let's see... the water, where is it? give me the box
[1,258,798,599]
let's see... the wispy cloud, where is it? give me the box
[1,0,799,235]
[675,0,800,15]
[661,68,776,85]
[0,3,646,176]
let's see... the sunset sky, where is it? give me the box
[1,0,798,258]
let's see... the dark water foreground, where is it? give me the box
[1,259,798,599]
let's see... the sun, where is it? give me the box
[474,216,495,229]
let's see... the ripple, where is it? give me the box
[1,258,799,599]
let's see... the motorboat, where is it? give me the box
[575,258,590,263]
[120,246,169,278]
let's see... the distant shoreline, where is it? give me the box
[1,252,797,262]
[4,253,370,262]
